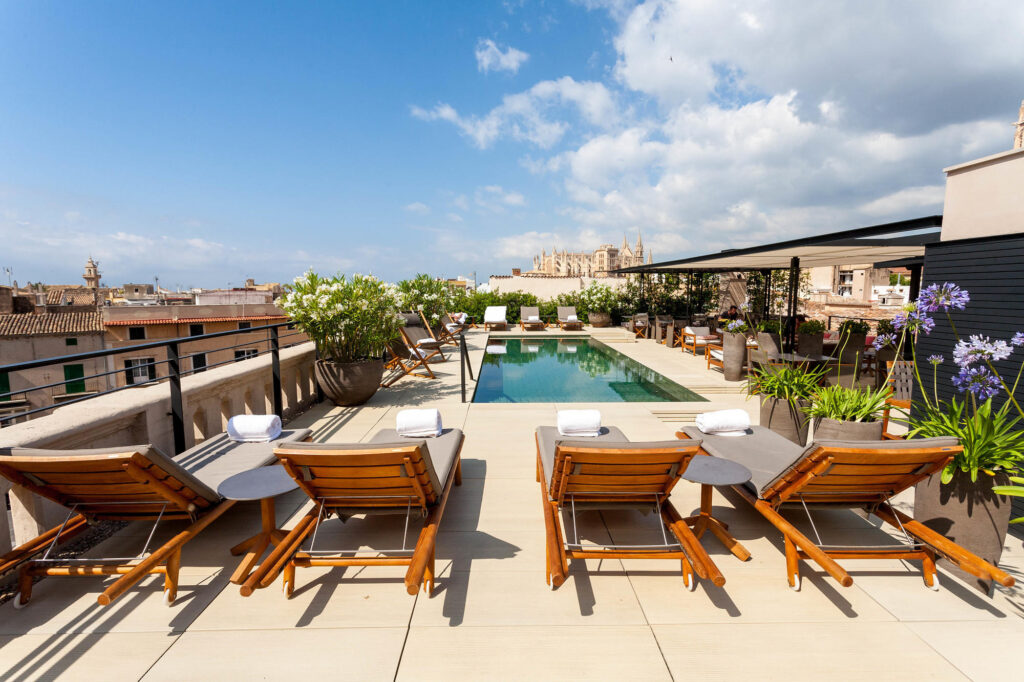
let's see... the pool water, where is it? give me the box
[472,338,707,403]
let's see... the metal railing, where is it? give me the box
[459,332,474,403]
[0,322,307,453]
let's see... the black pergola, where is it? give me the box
[615,215,942,346]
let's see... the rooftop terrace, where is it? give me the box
[1,328,1022,681]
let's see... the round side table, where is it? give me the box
[218,465,300,585]
[682,455,753,562]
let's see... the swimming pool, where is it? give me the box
[472,337,707,403]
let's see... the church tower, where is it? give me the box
[83,257,101,288]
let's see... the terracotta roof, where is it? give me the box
[104,314,288,326]
[45,287,101,305]
[0,312,105,337]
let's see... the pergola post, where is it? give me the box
[761,269,772,319]
[786,257,800,350]
[908,263,923,303]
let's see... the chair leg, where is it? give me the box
[784,536,801,591]
[164,547,181,605]
[15,563,34,608]
[922,548,939,590]
[454,459,462,486]
[283,561,296,598]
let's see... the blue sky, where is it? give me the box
[2,1,1022,289]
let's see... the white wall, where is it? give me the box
[942,148,1024,242]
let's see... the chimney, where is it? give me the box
[511,268,522,276]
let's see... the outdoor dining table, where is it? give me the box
[777,352,833,364]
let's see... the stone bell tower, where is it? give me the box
[83,257,101,288]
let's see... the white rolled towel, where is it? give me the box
[227,414,282,442]
[695,409,750,436]
[445,323,460,332]
[567,314,578,322]
[527,315,540,322]
[396,408,442,437]
[557,409,602,437]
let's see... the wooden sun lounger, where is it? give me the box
[0,432,311,608]
[520,307,546,331]
[435,311,468,347]
[383,324,446,387]
[556,307,583,331]
[536,427,724,591]
[240,428,464,598]
[679,426,1015,591]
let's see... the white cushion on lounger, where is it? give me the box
[685,326,710,336]
[484,306,506,323]
[710,349,724,361]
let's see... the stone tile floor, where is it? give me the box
[1,328,1022,681]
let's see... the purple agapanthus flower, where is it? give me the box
[872,333,896,350]
[916,282,970,313]
[1013,331,1024,347]
[952,335,1013,368]
[952,366,1001,400]
[893,309,935,335]
[928,354,944,365]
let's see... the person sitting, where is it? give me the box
[721,305,740,321]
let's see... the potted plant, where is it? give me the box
[797,319,825,357]
[806,384,889,440]
[748,364,826,445]
[835,319,870,379]
[756,319,783,358]
[281,271,402,406]
[721,320,750,382]
[578,281,618,327]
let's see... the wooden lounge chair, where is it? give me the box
[881,360,913,440]
[535,427,725,591]
[484,306,507,331]
[679,325,716,355]
[678,426,1015,591]
[436,311,469,346]
[705,343,724,372]
[557,306,583,331]
[240,428,464,598]
[414,310,457,349]
[383,325,444,387]
[0,429,311,607]
[520,306,546,331]
[626,313,649,339]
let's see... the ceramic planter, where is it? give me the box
[760,398,810,446]
[915,471,1012,594]
[589,312,611,328]
[315,358,384,406]
[756,331,783,359]
[797,333,824,358]
[722,332,748,382]
[812,417,883,441]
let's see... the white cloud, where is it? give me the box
[860,185,945,216]
[475,39,529,74]
[404,201,431,215]
[412,76,618,149]
[475,185,527,211]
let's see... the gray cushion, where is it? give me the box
[174,428,312,493]
[285,428,463,496]
[1,443,222,504]
[368,428,462,493]
[684,426,961,497]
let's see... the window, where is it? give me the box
[128,326,146,341]
[65,337,78,347]
[63,364,86,394]
[124,358,156,385]
[234,349,258,362]
[237,321,252,330]
[192,353,207,374]
[189,323,204,337]
[0,372,10,401]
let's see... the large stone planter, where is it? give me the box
[756,331,783,359]
[915,471,1012,594]
[588,312,611,328]
[315,358,384,406]
[760,398,809,446]
[812,417,884,441]
[797,333,824,358]
[723,332,748,382]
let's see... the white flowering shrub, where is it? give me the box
[280,270,402,362]
[396,274,463,325]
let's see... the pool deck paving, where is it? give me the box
[2,327,1022,681]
